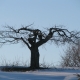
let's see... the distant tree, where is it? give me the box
[0,25,79,69]
[61,40,80,67]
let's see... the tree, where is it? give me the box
[61,40,80,67]
[0,25,79,69]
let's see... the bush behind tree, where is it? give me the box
[61,40,80,67]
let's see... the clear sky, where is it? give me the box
[0,0,80,66]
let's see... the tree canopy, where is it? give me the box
[0,25,79,47]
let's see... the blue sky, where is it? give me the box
[0,0,80,66]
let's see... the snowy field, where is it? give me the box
[0,68,80,80]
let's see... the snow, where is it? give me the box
[0,68,80,80]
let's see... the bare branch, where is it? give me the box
[0,25,80,48]
[36,27,80,47]
[21,37,31,49]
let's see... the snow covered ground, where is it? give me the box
[0,68,80,80]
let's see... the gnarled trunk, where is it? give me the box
[30,46,39,69]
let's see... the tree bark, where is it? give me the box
[30,46,39,69]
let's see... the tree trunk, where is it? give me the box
[30,46,39,69]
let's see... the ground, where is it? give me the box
[0,67,80,80]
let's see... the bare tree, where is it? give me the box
[61,40,80,67]
[0,25,79,69]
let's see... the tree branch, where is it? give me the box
[37,28,54,47]
[0,25,79,48]
[21,37,31,49]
